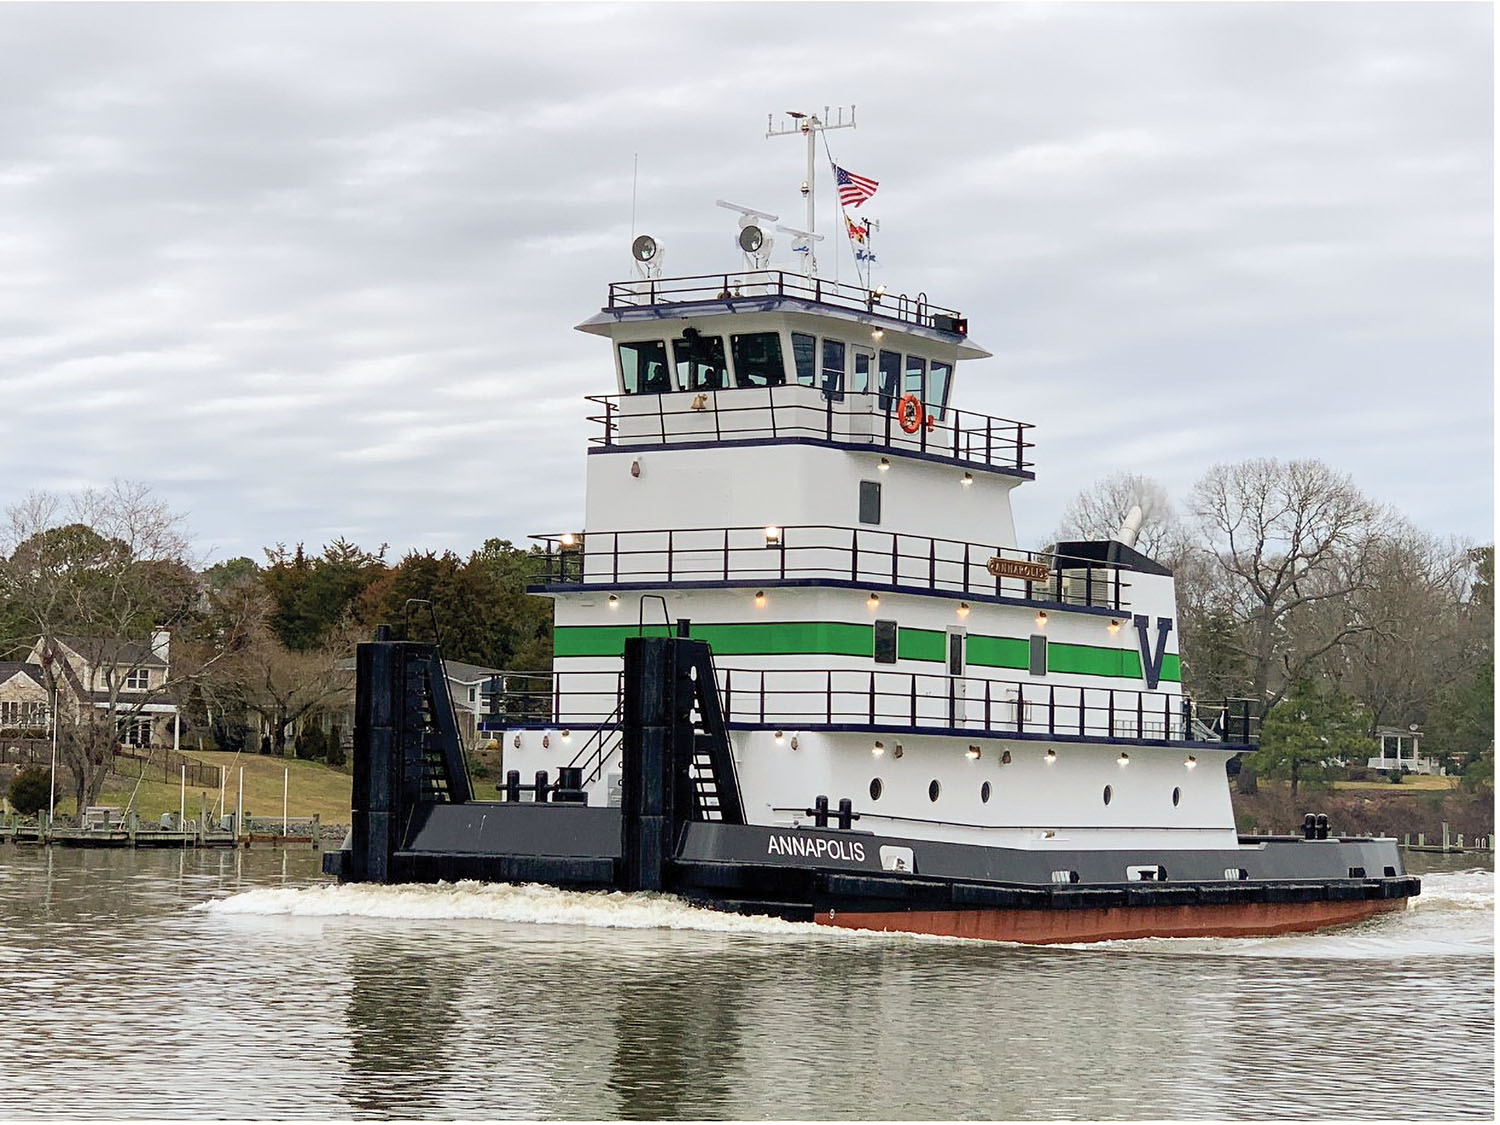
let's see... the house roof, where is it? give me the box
[0,661,45,689]
[50,636,168,669]
[333,656,504,682]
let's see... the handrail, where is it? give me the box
[480,667,1260,747]
[531,525,1134,611]
[586,386,1035,475]
[605,270,965,333]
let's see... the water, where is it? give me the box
[0,845,1490,1120]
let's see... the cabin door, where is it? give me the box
[946,626,967,724]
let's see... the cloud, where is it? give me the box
[0,2,1489,566]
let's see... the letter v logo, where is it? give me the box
[1133,615,1173,690]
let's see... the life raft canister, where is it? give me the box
[898,393,923,434]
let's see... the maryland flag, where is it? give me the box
[845,214,868,244]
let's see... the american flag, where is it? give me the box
[833,164,879,208]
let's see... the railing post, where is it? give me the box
[723,528,730,581]
[985,416,993,466]
[604,399,615,448]
[759,673,766,724]
[851,528,859,582]
[612,532,620,584]
[666,529,673,582]
[1114,567,1122,611]
[1108,690,1116,739]
[909,675,917,727]
[984,679,991,730]
[825,394,833,441]
[1014,425,1023,470]
[1017,683,1025,733]
[826,671,833,725]
[868,671,876,725]
[928,538,936,587]
[1079,687,1085,736]
[1049,685,1056,735]
[1085,563,1094,606]
[725,669,733,722]
[963,542,970,593]
[1137,692,1144,740]
[891,534,899,585]
[769,386,778,439]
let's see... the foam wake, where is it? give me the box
[196,879,836,938]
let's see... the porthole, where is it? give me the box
[1172,786,1181,807]
[870,778,883,801]
[981,781,992,803]
[928,779,941,802]
[1103,784,1113,806]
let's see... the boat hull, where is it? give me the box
[816,895,1408,944]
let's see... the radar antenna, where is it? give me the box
[766,105,856,276]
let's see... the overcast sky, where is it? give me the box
[1,2,1491,566]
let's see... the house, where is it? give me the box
[23,630,181,749]
[0,661,50,733]
[1367,726,1439,776]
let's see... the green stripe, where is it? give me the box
[897,627,945,662]
[554,621,874,658]
[553,620,1180,682]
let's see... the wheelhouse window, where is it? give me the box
[851,348,873,393]
[904,354,927,400]
[821,338,845,400]
[928,359,952,416]
[791,332,817,386]
[731,332,787,388]
[672,332,727,391]
[877,350,901,409]
[619,340,671,394]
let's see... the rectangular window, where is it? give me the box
[947,631,966,676]
[618,340,671,394]
[124,668,149,690]
[821,338,845,400]
[904,354,927,400]
[877,350,902,408]
[672,333,727,390]
[1028,634,1048,676]
[859,480,881,525]
[928,359,952,415]
[731,332,787,388]
[791,332,817,386]
[874,620,898,664]
[852,349,872,393]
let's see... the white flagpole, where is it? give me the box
[283,768,288,838]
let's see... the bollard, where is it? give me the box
[1457,832,1464,850]
[534,770,550,803]
[1442,822,1451,852]
[504,770,521,802]
[1418,832,1425,847]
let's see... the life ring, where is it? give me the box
[898,393,923,434]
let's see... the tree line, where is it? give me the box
[0,482,552,813]
[1052,459,1493,793]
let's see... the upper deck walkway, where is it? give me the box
[589,385,1035,477]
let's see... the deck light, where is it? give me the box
[872,328,884,342]
[608,594,619,609]
[513,734,522,749]
[1107,619,1121,635]
[892,743,903,758]
[872,740,885,757]
[1045,749,1057,763]
[878,457,890,472]
[1117,752,1130,766]
[754,590,767,609]
[561,729,571,741]
[764,525,781,544]
[1001,750,1012,764]
[867,592,880,610]
[961,472,973,487]
[1185,755,1198,769]
[630,459,641,478]
[873,284,886,298]
[790,735,799,750]
[774,730,784,745]
[966,745,981,760]
[560,532,577,547]
[1035,611,1048,629]
[956,602,970,619]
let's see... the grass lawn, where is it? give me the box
[1333,775,1458,792]
[57,749,354,824]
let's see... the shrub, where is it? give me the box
[326,725,346,768]
[8,767,51,816]
[294,725,326,761]
[1345,765,1369,782]
[1387,769,1404,784]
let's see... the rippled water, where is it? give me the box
[0,845,1491,1120]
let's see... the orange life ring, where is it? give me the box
[898,393,923,434]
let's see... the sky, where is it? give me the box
[0,2,1492,566]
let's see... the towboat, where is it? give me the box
[323,112,1418,942]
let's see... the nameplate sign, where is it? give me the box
[987,557,1051,583]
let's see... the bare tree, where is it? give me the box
[1051,471,1191,563]
[1188,458,1389,709]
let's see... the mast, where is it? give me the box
[766,105,856,276]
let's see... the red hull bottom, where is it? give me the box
[815,896,1410,945]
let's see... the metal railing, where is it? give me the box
[606,270,965,334]
[479,666,1259,747]
[532,525,1131,611]
[588,385,1034,474]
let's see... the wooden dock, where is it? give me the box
[0,810,322,849]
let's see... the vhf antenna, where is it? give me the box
[767,105,856,276]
